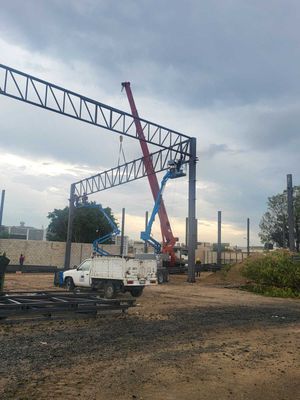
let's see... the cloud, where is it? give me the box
[1,1,300,107]
[199,143,238,159]
[0,1,300,246]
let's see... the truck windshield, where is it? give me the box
[78,260,91,271]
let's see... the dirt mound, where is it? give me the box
[202,263,248,286]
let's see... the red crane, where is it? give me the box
[122,82,178,266]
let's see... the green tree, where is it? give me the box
[47,202,118,243]
[259,186,300,251]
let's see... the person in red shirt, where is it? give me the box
[19,254,25,266]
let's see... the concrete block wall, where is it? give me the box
[0,239,120,267]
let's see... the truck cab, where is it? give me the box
[65,259,92,288]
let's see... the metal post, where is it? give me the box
[287,174,295,252]
[282,216,286,248]
[187,137,197,283]
[64,184,76,270]
[144,211,148,253]
[247,218,250,256]
[217,211,222,266]
[185,217,188,247]
[0,190,5,227]
[120,208,125,256]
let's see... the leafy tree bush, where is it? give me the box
[47,202,118,243]
[259,186,300,251]
[241,250,300,297]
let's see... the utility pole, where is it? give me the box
[64,184,75,270]
[0,190,5,227]
[120,208,125,256]
[187,137,197,283]
[247,218,250,256]
[287,174,295,252]
[217,211,222,266]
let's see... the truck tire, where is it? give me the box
[157,271,164,284]
[130,287,144,297]
[65,277,75,291]
[104,281,116,299]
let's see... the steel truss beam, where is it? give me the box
[0,64,190,153]
[73,141,190,198]
[0,291,135,321]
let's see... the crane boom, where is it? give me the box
[121,82,178,255]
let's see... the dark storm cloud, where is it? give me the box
[199,143,237,159]
[0,0,300,244]
[1,0,300,107]
[245,104,300,151]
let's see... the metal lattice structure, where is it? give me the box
[0,291,135,321]
[0,64,190,153]
[0,63,197,282]
[73,142,190,197]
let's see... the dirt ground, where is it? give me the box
[0,272,299,400]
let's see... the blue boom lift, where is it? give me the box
[141,160,186,254]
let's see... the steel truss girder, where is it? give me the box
[73,140,190,198]
[0,291,136,321]
[0,64,191,153]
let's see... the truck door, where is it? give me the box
[76,260,91,287]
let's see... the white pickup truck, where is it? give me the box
[62,256,157,298]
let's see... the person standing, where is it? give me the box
[19,254,25,266]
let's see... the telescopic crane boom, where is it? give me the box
[122,82,180,265]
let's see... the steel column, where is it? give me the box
[185,217,188,247]
[144,211,149,253]
[217,211,222,266]
[120,208,125,256]
[187,137,197,283]
[287,174,295,251]
[64,184,76,270]
[247,218,250,256]
[0,190,5,227]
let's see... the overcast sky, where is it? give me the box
[0,0,299,246]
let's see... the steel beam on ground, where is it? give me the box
[0,291,136,321]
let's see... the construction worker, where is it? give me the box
[196,257,201,277]
[19,254,25,266]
